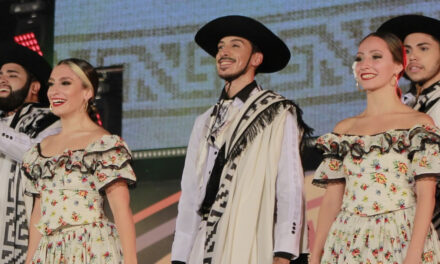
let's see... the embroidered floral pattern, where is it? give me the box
[329,160,341,171]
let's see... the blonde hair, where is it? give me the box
[64,61,94,93]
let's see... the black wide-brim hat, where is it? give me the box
[0,41,52,106]
[0,42,52,87]
[195,15,291,73]
[377,14,440,42]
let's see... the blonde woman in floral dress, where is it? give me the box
[22,58,137,264]
[310,31,440,264]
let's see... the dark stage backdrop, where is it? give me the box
[53,1,440,263]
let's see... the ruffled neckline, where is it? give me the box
[36,134,117,158]
[23,134,132,181]
[316,124,440,159]
[330,124,426,137]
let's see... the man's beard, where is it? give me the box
[412,58,440,88]
[0,84,30,113]
[217,56,252,83]
[218,69,246,83]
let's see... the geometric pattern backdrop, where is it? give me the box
[53,0,440,262]
[55,0,440,150]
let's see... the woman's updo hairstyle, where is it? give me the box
[57,58,101,124]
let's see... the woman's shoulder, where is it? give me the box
[404,111,435,128]
[85,128,130,153]
[332,116,359,134]
[315,117,358,150]
[414,112,435,126]
[86,127,112,143]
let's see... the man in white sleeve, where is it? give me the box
[378,14,440,238]
[0,42,60,263]
[171,15,311,264]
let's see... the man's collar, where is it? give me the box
[218,80,258,102]
[419,80,440,97]
[0,102,38,118]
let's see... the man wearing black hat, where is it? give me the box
[171,16,310,264]
[378,14,440,238]
[0,42,60,263]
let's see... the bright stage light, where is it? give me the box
[14,32,43,56]
[10,0,54,61]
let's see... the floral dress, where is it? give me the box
[313,125,440,263]
[22,135,136,264]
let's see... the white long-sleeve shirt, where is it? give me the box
[171,88,306,262]
[0,121,60,162]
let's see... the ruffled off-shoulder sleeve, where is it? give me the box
[408,125,440,181]
[312,133,346,188]
[85,135,137,192]
[21,144,42,195]
[23,177,38,196]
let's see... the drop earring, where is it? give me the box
[356,80,362,92]
[390,74,397,87]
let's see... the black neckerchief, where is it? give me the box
[219,80,257,101]
[208,81,259,145]
[200,80,258,218]
[211,80,258,117]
